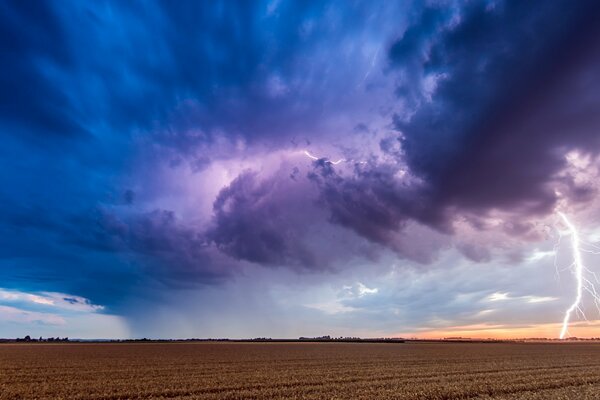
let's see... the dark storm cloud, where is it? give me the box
[305,0,600,256]
[1,0,404,303]
[207,164,390,270]
[209,171,316,268]
[307,160,451,263]
[391,0,600,220]
[112,0,600,271]
[309,162,419,246]
[3,0,600,320]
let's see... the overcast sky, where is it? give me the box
[2,0,600,339]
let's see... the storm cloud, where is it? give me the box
[304,0,600,256]
[392,0,600,220]
[2,0,600,338]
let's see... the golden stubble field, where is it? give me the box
[1,342,600,399]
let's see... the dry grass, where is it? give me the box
[1,342,600,399]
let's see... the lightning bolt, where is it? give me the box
[557,212,584,339]
[556,212,600,339]
[303,150,346,165]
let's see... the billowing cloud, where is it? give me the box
[210,169,318,268]
[2,0,600,339]
[295,0,600,265]
[390,0,600,223]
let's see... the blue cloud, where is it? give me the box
[2,0,600,338]
[0,0,408,309]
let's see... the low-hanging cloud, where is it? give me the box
[3,0,600,326]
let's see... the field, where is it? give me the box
[1,342,600,399]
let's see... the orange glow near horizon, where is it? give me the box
[397,320,600,340]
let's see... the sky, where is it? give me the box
[2,0,600,339]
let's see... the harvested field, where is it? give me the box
[1,342,600,399]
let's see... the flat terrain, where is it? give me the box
[1,342,600,399]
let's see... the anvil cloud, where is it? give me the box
[1,0,600,338]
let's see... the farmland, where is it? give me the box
[1,342,600,399]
